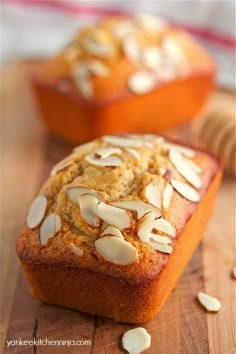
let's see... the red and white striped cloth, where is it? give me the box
[2,0,236,90]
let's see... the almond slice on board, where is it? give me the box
[94,147,122,159]
[122,327,151,354]
[101,225,124,239]
[146,238,173,254]
[171,179,200,202]
[85,153,123,167]
[26,195,48,229]
[39,213,61,246]
[127,71,156,95]
[137,212,155,242]
[69,243,84,256]
[95,236,138,265]
[153,217,176,237]
[162,183,173,209]
[67,186,104,207]
[197,292,221,312]
[111,200,162,219]
[169,150,202,188]
[93,202,132,230]
[144,183,161,208]
[78,194,100,226]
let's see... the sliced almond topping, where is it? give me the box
[111,200,162,219]
[112,21,135,39]
[162,183,173,209]
[122,36,141,65]
[162,142,195,157]
[82,37,114,58]
[159,167,166,176]
[171,179,200,202]
[144,183,161,208]
[67,186,104,207]
[137,212,155,242]
[122,327,151,354]
[153,217,176,237]
[169,150,202,188]
[26,195,48,229]
[163,36,188,76]
[85,153,123,167]
[95,236,138,265]
[87,60,110,77]
[78,194,100,226]
[232,265,236,279]
[101,225,124,239]
[136,13,167,32]
[39,213,61,246]
[150,233,172,245]
[50,159,74,176]
[125,148,140,160]
[187,160,202,174]
[93,202,132,230]
[146,238,173,254]
[103,135,147,148]
[127,71,156,95]
[143,47,162,70]
[94,147,122,159]
[73,64,94,99]
[197,292,221,312]
[69,243,84,256]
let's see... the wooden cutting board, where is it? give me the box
[1,63,235,354]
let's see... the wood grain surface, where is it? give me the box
[1,63,235,354]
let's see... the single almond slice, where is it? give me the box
[50,158,74,176]
[163,36,188,76]
[85,153,123,167]
[136,13,167,32]
[69,243,84,256]
[127,71,156,95]
[87,60,110,77]
[122,327,151,354]
[82,37,114,58]
[153,217,176,237]
[137,212,155,242]
[94,147,122,159]
[67,186,104,207]
[162,183,173,209]
[150,233,172,245]
[169,150,202,188]
[187,160,202,174]
[103,135,145,148]
[26,195,48,229]
[95,236,138,265]
[162,142,195,157]
[122,36,141,65]
[171,179,200,202]
[197,292,221,312]
[232,265,236,279]
[144,183,161,208]
[125,148,140,160]
[39,213,61,246]
[112,21,134,39]
[143,47,162,70]
[93,202,132,230]
[73,65,94,99]
[111,200,162,219]
[101,225,124,239]
[146,238,173,254]
[78,194,100,226]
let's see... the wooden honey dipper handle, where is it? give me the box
[198,108,236,176]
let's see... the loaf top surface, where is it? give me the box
[17,134,220,282]
[32,13,214,104]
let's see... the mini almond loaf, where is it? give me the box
[17,134,222,323]
[32,13,215,143]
